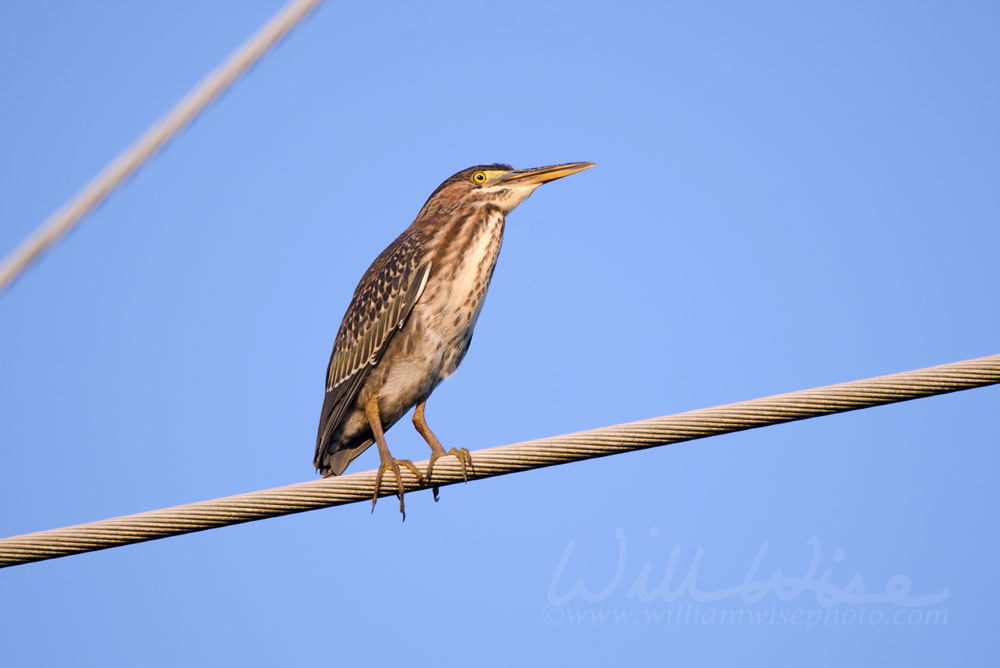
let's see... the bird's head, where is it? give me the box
[418,162,595,217]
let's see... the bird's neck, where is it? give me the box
[418,204,506,288]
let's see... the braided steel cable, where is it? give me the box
[0,0,324,295]
[1,353,997,568]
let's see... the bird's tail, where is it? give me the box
[316,438,373,477]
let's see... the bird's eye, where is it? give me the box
[472,171,487,185]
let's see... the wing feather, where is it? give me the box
[314,238,431,471]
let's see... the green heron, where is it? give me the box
[314,161,595,517]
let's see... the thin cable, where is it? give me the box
[0,0,324,295]
[2,354,997,568]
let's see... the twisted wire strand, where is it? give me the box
[2,353,997,568]
[0,0,324,295]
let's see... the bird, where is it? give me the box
[314,161,595,517]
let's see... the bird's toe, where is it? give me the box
[372,458,424,520]
[426,447,474,501]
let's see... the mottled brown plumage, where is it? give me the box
[314,162,594,517]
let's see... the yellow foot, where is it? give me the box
[373,458,425,520]
[426,447,474,501]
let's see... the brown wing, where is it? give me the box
[314,234,431,472]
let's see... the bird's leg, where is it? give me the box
[413,400,473,501]
[365,395,424,519]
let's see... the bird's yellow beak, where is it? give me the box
[493,162,596,187]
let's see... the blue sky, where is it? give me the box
[1,1,998,665]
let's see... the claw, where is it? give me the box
[426,447,474,501]
[372,457,425,520]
